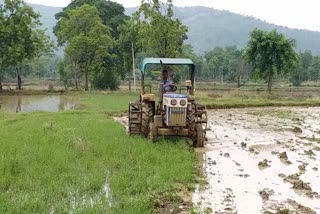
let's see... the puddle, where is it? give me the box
[0,95,78,113]
[103,175,113,208]
[68,174,113,213]
[193,107,320,213]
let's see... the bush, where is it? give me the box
[92,67,120,90]
[289,72,302,87]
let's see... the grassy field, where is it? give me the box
[196,88,320,108]
[4,79,320,109]
[2,82,320,213]
[118,81,320,109]
[0,93,195,213]
[74,92,138,113]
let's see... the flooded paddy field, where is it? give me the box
[193,107,320,213]
[0,95,78,112]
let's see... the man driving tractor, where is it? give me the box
[128,57,207,147]
[162,69,173,93]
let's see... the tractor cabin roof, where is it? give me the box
[140,58,195,75]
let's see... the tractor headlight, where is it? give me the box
[171,99,177,105]
[180,100,187,106]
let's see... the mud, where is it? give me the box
[113,116,129,132]
[258,159,271,170]
[259,188,274,201]
[193,107,320,213]
[286,199,316,214]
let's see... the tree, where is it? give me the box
[309,56,320,81]
[55,0,128,90]
[245,29,298,92]
[64,49,82,90]
[55,0,128,41]
[136,0,188,58]
[30,57,50,80]
[56,4,113,91]
[57,60,73,89]
[91,56,120,90]
[118,17,141,91]
[224,47,250,88]
[0,0,53,90]
[180,44,204,79]
[204,47,225,81]
[0,4,4,90]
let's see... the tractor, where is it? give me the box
[128,58,207,147]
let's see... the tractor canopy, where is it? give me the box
[140,58,195,76]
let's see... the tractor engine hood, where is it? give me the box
[163,94,189,99]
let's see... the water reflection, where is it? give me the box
[0,95,78,113]
[16,96,22,113]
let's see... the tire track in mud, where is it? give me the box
[193,107,320,214]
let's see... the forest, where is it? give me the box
[0,0,320,92]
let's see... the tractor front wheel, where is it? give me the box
[148,122,157,142]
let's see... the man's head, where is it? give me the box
[163,69,169,81]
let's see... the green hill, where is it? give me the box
[175,7,320,55]
[2,1,320,55]
[127,6,320,55]
[31,4,62,39]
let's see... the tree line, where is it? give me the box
[190,31,320,91]
[1,0,320,92]
[0,0,53,90]
[53,0,318,92]
[54,0,188,91]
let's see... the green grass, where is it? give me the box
[72,91,138,113]
[0,94,194,213]
[197,89,320,109]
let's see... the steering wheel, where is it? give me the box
[164,84,177,93]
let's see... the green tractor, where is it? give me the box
[128,58,207,147]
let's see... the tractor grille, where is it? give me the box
[166,107,187,126]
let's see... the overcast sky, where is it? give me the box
[25,0,320,32]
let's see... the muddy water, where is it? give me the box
[0,95,78,113]
[193,107,320,213]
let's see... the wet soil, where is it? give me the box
[193,107,320,213]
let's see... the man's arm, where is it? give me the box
[163,79,173,92]
[164,79,173,87]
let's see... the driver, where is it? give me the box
[162,69,174,93]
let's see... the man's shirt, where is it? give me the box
[163,79,173,92]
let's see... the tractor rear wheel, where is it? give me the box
[141,102,154,137]
[194,123,204,147]
[187,103,197,147]
[128,101,142,135]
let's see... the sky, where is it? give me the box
[25,0,320,32]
